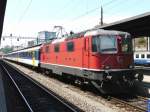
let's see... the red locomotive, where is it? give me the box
[40,29,140,94]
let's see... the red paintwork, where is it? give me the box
[40,35,133,70]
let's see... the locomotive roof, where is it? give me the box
[84,29,130,37]
[44,29,130,45]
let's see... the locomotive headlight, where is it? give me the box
[105,66,110,69]
[106,75,112,80]
[102,65,111,69]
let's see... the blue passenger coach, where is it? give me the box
[5,45,41,67]
[134,51,150,65]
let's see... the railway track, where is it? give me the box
[110,95,148,112]
[0,61,83,112]
[3,60,149,112]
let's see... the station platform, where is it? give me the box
[143,75,150,89]
[0,68,7,112]
[143,75,150,83]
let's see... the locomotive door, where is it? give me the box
[83,37,89,68]
[45,45,49,63]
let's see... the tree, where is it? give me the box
[138,38,146,45]
[0,45,13,54]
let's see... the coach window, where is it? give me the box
[147,54,150,58]
[23,52,25,57]
[141,54,145,58]
[67,42,74,52]
[136,54,139,58]
[30,52,32,57]
[28,52,30,57]
[45,46,49,53]
[54,44,59,52]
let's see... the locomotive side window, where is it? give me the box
[147,54,150,58]
[45,46,49,53]
[121,36,132,53]
[54,44,59,52]
[41,48,44,53]
[92,36,99,52]
[67,41,74,52]
[141,54,145,58]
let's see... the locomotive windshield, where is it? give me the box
[121,35,132,53]
[92,35,117,53]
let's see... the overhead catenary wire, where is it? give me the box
[11,0,33,39]
[104,0,131,14]
[2,0,33,47]
[103,0,116,7]
[104,0,139,21]
[71,0,119,21]
[18,0,32,23]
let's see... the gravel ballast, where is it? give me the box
[5,60,127,112]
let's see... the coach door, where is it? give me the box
[32,51,35,66]
[83,37,89,69]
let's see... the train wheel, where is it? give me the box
[137,73,143,82]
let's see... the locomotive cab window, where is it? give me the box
[54,44,59,52]
[121,35,132,53]
[67,42,74,52]
[92,35,117,53]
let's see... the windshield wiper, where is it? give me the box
[101,48,117,52]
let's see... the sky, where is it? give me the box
[1,0,150,47]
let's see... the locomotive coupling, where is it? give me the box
[102,65,111,69]
[103,71,112,80]
[106,75,112,80]
[129,65,134,69]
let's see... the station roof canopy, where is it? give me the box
[96,12,150,38]
[0,0,7,40]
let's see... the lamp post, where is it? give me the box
[100,6,103,26]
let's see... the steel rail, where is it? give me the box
[1,63,34,112]
[111,96,147,112]
[2,61,83,112]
